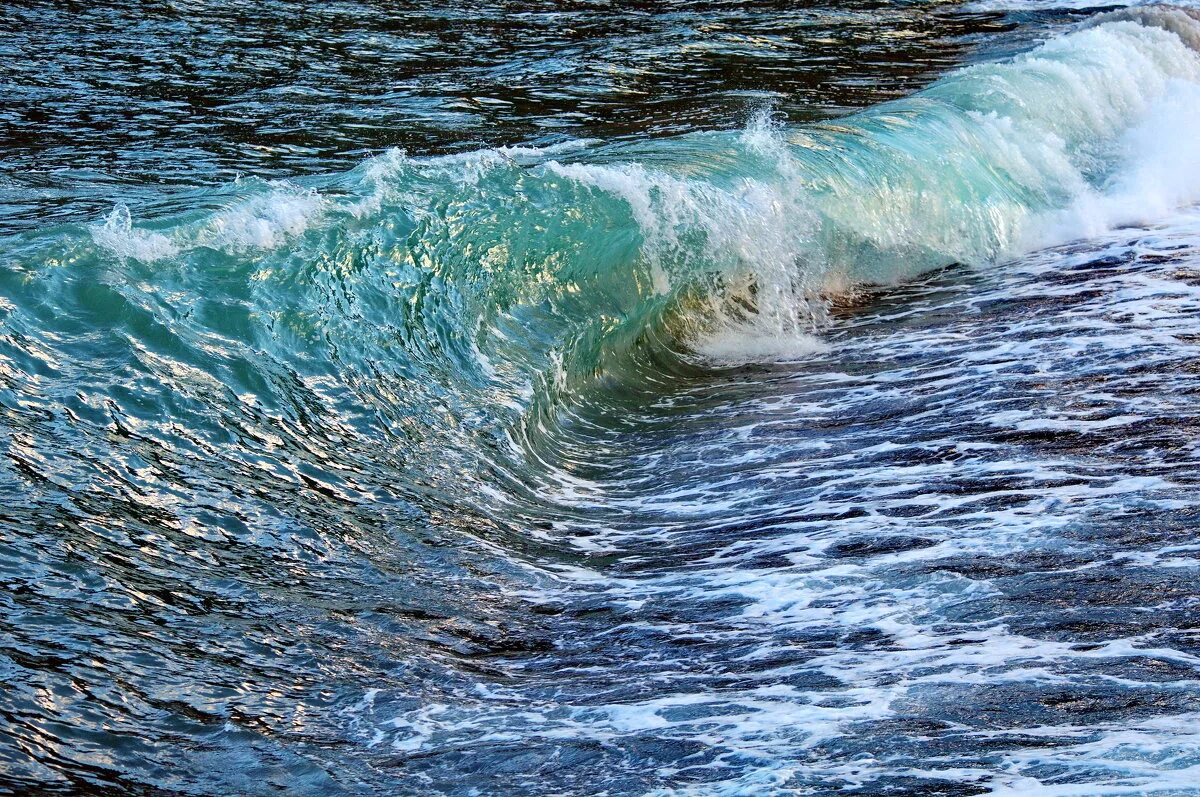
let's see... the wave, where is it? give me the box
[10,5,1200,514]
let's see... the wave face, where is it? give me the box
[7,5,1200,797]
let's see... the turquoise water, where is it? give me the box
[5,3,1200,795]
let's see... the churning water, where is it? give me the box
[5,2,1200,795]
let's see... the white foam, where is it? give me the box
[203,184,324,251]
[689,325,829,364]
[91,203,180,262]
[1030,79,1200,247]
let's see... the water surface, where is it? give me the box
[4,2,1200,796]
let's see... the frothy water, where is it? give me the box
[4,3,1200,796]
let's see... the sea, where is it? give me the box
[4,2,1200,795]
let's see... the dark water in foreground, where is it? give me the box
[5,2,1200,795]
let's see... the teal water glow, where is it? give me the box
[25,6,1200,470]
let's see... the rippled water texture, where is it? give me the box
[0,0,1021,231]
[5,2,1200,796]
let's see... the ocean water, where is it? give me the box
[4,2,1200,795]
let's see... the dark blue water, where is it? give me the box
[5,2,1200,795]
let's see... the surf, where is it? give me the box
[9,5,1195,498]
